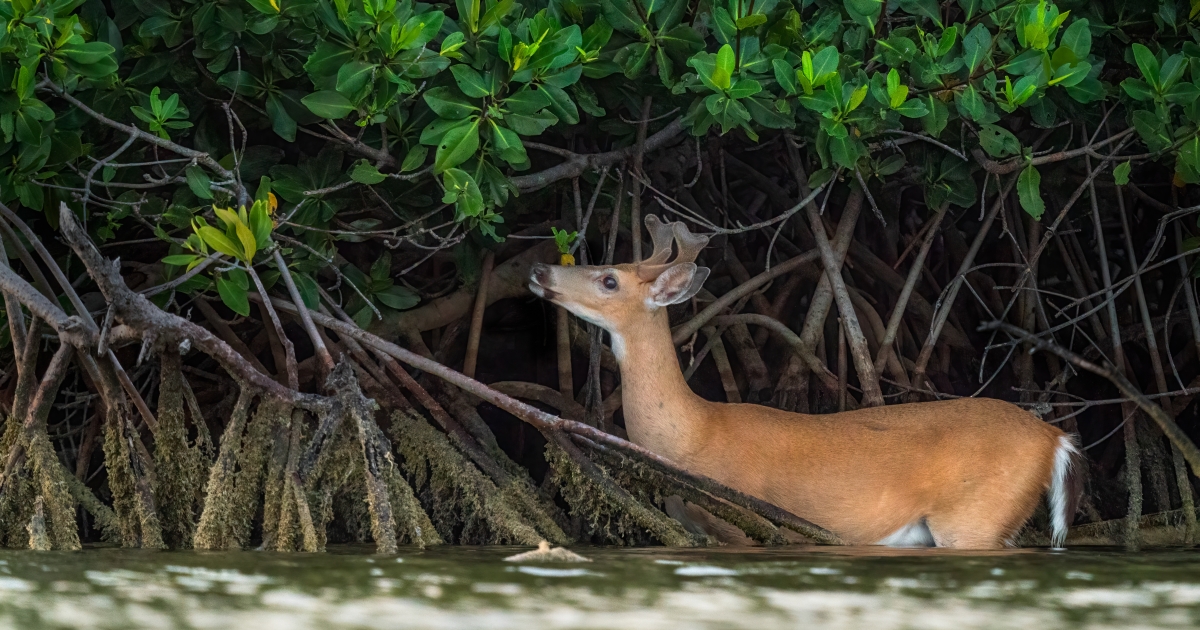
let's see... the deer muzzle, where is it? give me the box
[528,263,557,300]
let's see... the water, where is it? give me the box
[0,545,1196,629]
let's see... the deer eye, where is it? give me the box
[602,275,618,291]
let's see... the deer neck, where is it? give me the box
[610,310,708,461]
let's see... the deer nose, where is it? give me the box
[530,263,551,286]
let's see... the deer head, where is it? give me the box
[528,215,710,348]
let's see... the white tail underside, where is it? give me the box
[1048,434,1081,549]
[876,519,935,547]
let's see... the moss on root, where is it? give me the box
[193,390,255,550]
[545,440,700,547]
[230,398,289,548]
[26,496,49,551]
[391,411,548,545]
[28,432,80,550]
[154,351,208,549]
[102,405,146,547]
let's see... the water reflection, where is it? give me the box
[0,545,1195,628]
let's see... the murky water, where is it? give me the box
[0,545,1196,629]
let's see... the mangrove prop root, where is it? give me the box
[391,410,543,545]
[576,436,788,545]
[26,496,49,551]
[328,360,400,554]
[230,397,287,548]
[259,411,293,551]
[545,431,701,547]
[193,390,255,550]
[154,347,201,549]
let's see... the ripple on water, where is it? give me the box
[0,547,1196,629]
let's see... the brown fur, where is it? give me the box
[529,236,1078,549]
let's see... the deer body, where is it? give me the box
[530,216,1083,549]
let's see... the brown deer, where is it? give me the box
[529,215,1084,549]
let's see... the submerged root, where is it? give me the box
[391,410,543,545]
[28,432,80,550]
[61,465,121,542]
[154,350,207,549]
[26,495,49,551]
[326,361,439,550]
[230,397,288,548]
[102,403,147,547]
[545,435,701,547]
[581,438,787,545]
[193,390,255,550]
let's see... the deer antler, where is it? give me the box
[642,215,677,266]
[637,215,710,281]
[671,221,709,264]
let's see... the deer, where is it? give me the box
[528,215,1084,549]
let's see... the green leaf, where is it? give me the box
[336,61,376,96]
[489,122,527,165]
[305,42,355,78]
[844,0,884,32]
[266,95,297,142]
[743,97,793,129]
[423,87,478,119]
[893,99,929,118]
[292,272,321,309]
[1017,164,1044,220]
[217,275,251,316]
[185,166,213,200]
[433,118,481,173]
[886,68,908,108]
[217,71,257,96]
[1065,76,1104,103]
[735,14,767,30]
[301,91,356,119]
[504,110,558,135]
[59,40,116,65]
[450,64,491,98]
[1131,43,1160,90]
[728,79,762,100]
[772,59,797,95]
[350,160,387,184]
[978,124,1021,158]
[962,23,992,73]
[162,254,200,267]
[504,86,553,114]
[1160,54,1188,93]
[377,285,419,310]
[600,0,645,35]
[1132,110,1171,153]
[1113,161,1131,186]
[401,145,428,171]
[809,46,840,86]
[712,44,735,91]
[542,85,579,125]
[1059,19,1091,58]
[441,168,485,218]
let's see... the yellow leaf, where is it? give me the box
[269,0,280,11]
[197,226,243,259]
[1174,171,1187,188]
[235,221,257,262]
[268,192,278,213]
[560,253,575,266]
[213,207,240,231]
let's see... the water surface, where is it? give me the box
[0,545,1197,629]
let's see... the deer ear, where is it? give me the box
[648,264,709,307]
